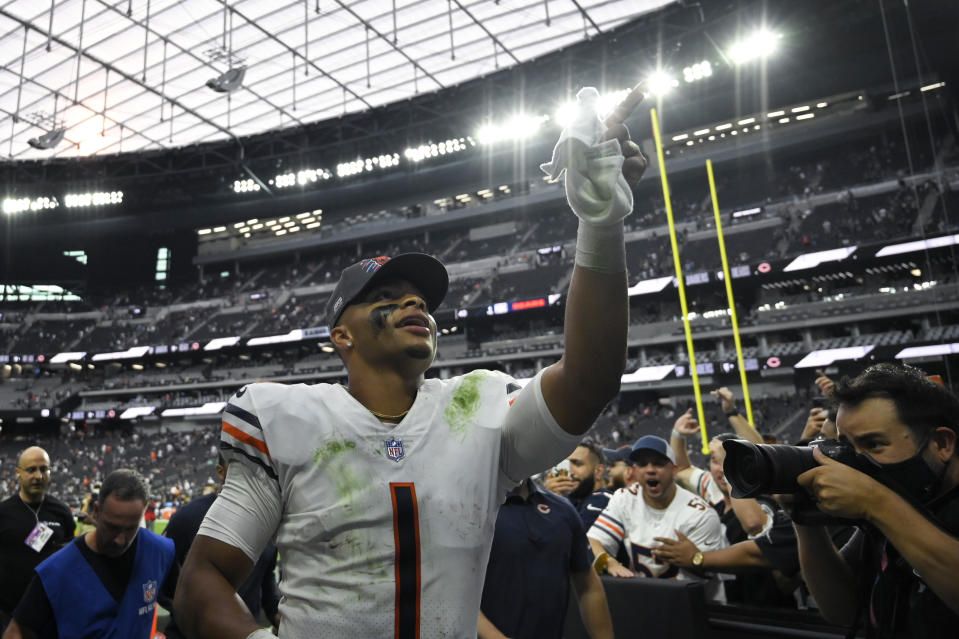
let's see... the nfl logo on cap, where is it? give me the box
[384,438,405,462]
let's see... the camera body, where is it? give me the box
[722,438,882,524]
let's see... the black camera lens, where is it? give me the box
[723,440,819,498]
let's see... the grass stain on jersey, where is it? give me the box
[313,440,367,500]
[313,439,357,465]
[446,370,484,440]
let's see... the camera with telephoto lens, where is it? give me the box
[722,438,883,525]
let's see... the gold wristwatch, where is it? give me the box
[691,550,704,567]
[593,551,610,574]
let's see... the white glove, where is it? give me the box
[540,87,634,227]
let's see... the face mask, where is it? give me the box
[876,436,948,505]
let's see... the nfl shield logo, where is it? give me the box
[142,579,157,603]
[384,438,405,462]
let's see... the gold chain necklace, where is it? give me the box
[368,407,410,421]
[345,386,411,421]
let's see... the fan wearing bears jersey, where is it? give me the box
[175,83,647,639]
[587,436,728,603]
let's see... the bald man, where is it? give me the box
[0,447,74,631]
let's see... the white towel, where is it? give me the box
[539,87,634,226]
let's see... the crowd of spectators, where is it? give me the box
[0,425,220,514]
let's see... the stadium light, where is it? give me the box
[272,168,332,189]
[728,29,781,65]
[206,66,246,93]
[64,191,123,207]
[3,196,59,214]
[682,61,712,83]
[920,81,945,92]
[27,127,67,150]
[404,139,469,162]
[233,179,260,193]
[645,71,679,96]
[337,153,400,178]
[477,114,549,145]
[554,88,631,128]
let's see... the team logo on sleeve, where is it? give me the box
[142,579,157,603]
[384,438,406,462]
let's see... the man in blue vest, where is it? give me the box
[2,468,174,639]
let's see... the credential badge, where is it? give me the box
[384,438,405,462]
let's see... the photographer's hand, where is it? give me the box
[793,449,869,626]
[800,446,959,618]
[796,446,886,520]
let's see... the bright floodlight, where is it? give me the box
[477,114,548,145]
[729,29,780,64]
[645,71,678,96]
[554,89,630,128]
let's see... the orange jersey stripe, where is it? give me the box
[222,421,270,457]
[596,516,624,538]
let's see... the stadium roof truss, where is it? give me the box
[0,0,671,161]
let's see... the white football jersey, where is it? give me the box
[684,467,726,510]
[198,369,581,639]
[587,483,728,602]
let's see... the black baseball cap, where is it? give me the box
[325,253,449,328]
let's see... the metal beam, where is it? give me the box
[449,0,521,66]
[92,0,305,127]
[568,0,602,35]
[0,67,169,158]
[332,0,444,91]
[220,0,374,111]
[0,7,244,151]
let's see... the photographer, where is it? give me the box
[795,363,959,636]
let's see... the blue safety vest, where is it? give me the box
[36,530,174,639]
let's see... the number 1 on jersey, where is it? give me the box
[390,483,421,639]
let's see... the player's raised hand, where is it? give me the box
[710,387,736,413]
[602,83,647,189]
[673,408,700,436]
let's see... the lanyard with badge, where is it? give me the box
[22,497,53,552]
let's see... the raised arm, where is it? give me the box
[711,387,762,443]
[670,408,698,472]
[541,84,647,435]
